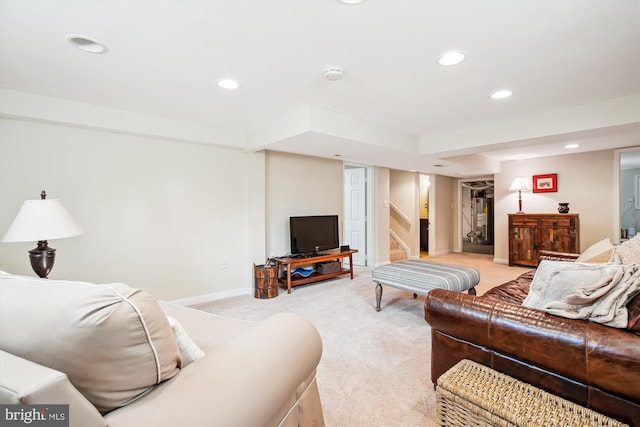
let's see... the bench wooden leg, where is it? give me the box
[413,293,418,299]
[375,282,382,311]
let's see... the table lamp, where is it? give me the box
[509,176,531,214]
[2,190,83,278]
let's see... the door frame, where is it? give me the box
[456,176,494,253]
[614,147,640,243]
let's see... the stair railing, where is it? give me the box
[389,199,413,259]
[389,200,411,225]
[390,229,412,259]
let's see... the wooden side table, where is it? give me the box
[275,249,358,294]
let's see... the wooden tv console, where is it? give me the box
[274,249,358,294]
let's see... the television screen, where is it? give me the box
[290,215,339,255]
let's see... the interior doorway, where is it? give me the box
[344,164,368,266]
[419,174,430,256]
[460,179,494,255]
[619,149,640,241]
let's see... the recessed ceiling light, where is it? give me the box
[217,78,240,90]
[438,51,466,66]
[565,144,579,149]
[66,35,107,54]
[338,0,365,4]
[491,89,512,100]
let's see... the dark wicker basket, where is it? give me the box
[317,261,341,274]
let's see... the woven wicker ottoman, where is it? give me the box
[372,259,479,311]
[436,360,628,427]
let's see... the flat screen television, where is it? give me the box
[289,215,340,256]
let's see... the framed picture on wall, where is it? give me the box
[532,174,557,193]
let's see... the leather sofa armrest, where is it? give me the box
[424,289,640,402]
[538,250,580,262]
[0,350,106,427]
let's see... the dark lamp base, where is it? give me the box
[28,241,56,278]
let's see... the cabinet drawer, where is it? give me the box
[510,218,538,226]
[540,218,571,227]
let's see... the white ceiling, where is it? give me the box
[1,0,639,176]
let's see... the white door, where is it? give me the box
[344,166,366,266]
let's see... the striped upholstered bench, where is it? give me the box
[372,260,479,311]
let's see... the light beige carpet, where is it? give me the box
[191,253,531,427]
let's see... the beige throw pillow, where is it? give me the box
[576,238,614,263]
[523,261,640,328]
[0,272,181,414]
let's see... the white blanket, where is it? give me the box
[523,260,640,328]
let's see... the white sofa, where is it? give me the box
[0,271,325,427]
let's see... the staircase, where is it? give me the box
[390,234,408,262]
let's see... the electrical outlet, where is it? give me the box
[220,259,228,269]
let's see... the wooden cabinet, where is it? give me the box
[508,214,579,267]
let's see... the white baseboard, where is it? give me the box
[373,260,391,268]
[429,249,452,256]
[170,287,251,306]
[493,257,509,265]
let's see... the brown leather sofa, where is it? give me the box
[424,251,640,427]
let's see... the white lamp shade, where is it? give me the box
[2,199,83,243]
[509,176,531,192]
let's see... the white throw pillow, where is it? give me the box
[613,234,640,264]
[167,316,205,366]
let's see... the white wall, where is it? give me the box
[265,151,343,258]
[433,175,456,256]
[0,118,252,301]
[2,115,630,301]
[494,150,615,263]
[389,169,420,257]
[373,167,390,266]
